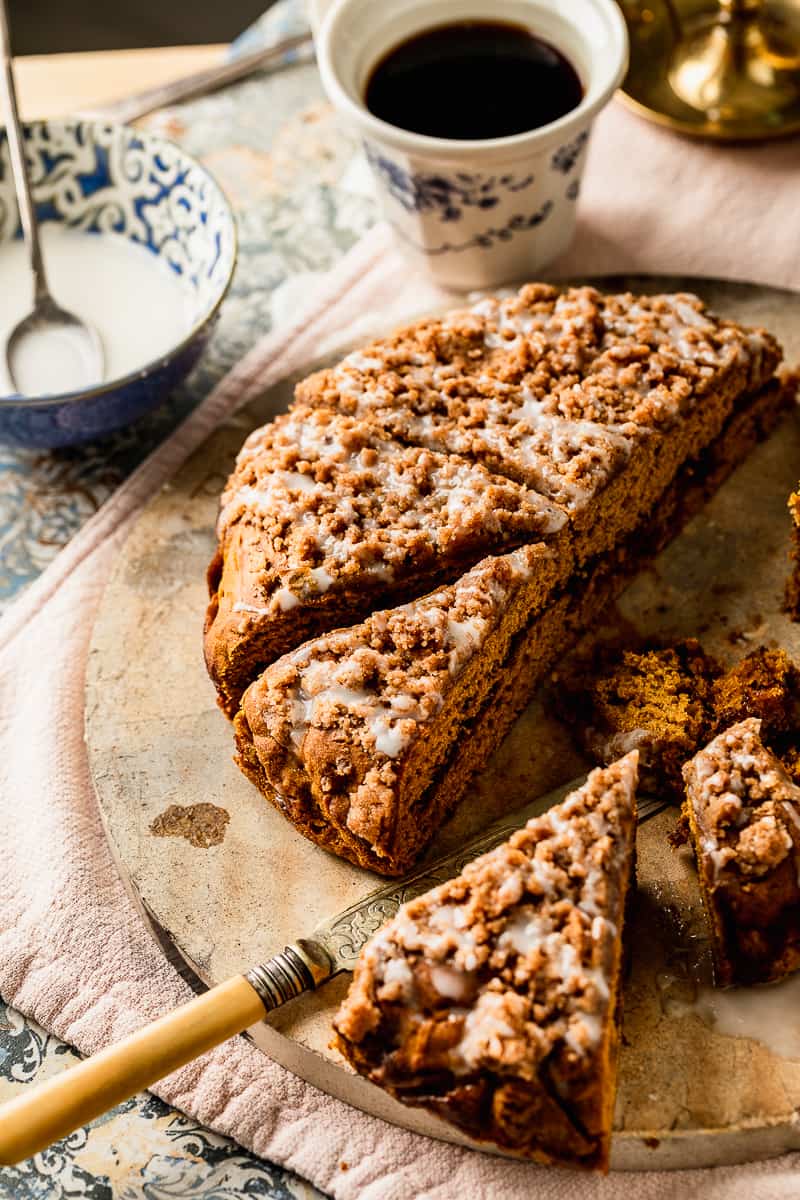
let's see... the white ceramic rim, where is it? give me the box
[317,0,629,164]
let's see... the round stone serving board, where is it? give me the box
[87,276,800,1172]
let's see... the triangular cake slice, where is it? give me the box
[297,285,781,564]
[205,404,568,715]
[233,543,568,874]
[682,717,800,986]
[332,755,639,1172]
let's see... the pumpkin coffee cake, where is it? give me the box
[206,282,790,872]
[682,718,800,987]
[235,544,568,874]
[333,755,639,1171]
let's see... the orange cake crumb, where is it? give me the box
[557,640,720,798]
[561,643,800,803]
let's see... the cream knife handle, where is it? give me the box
[0,942,331,1166]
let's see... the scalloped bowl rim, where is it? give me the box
[0,117,238,410]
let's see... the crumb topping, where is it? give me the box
[218,405,566,611]
[334,754,638,1082]
[297,285,776,509]
[684,718,800,879]
[255,545,552,766]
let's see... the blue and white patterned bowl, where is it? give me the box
[0,119,237,449]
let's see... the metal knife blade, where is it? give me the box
[267,782,669,1000]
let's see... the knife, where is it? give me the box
[0,780,667,1165]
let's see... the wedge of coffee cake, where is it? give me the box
[206,282,790,871]
[333,755,638,1171]
[234,544,567,874]
[682,718,800,986]
[205,405,568,715]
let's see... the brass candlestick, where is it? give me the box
[621,0,800,139]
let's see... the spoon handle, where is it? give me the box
[0,0,49,305]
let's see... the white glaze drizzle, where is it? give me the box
[692,974,800,1061]
[219,409,566,611]
[280,546,541,757]
[367,759,636,1074]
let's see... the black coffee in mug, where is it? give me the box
[365,20,583,141]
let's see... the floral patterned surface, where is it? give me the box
[0,999,322,1199]
[0,5,375,1195]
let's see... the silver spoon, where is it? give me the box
[0,0,104,396]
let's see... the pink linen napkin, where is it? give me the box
[1,102,800,1199]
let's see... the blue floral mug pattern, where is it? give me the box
[318,0,628,290]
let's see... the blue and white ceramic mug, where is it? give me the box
[317,0,628,291]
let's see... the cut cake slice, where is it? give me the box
[682,717,800,986]
[297,285,781,563]
[205,404,568,715]
[234,543,567,874]
[332,754,639,1172]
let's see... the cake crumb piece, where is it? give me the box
[713,646,799,733]
[559,640,800,805]
[556,640,720,798]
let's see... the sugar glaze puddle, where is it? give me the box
[690,975,800,1060]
